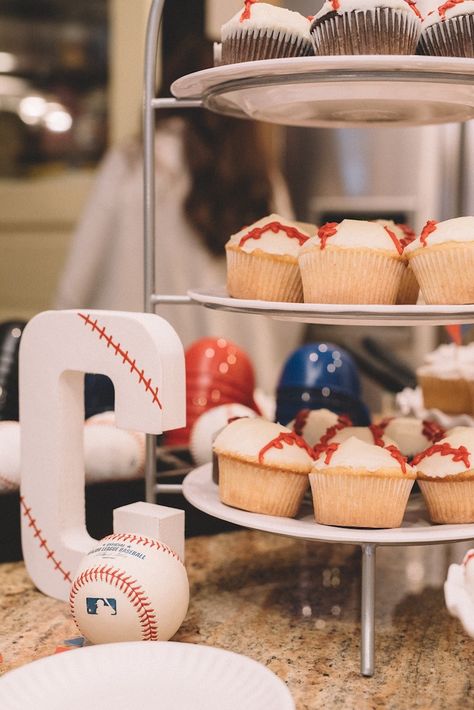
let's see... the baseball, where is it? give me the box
[69,533,189,644]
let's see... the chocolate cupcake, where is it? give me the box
[419,0,474,57]
[221,1,313,65]
[310,0,423,55]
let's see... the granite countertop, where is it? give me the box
[1,529,474,709]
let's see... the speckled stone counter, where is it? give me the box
[1,529,474,709]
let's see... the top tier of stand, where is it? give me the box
[171,55,474,128]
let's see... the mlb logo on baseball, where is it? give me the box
[86,597,117,616]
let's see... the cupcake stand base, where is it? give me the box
[182,464,474,677]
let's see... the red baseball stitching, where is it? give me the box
[69,565,158,640]
[20,496,72,583]
[78,313,162,410]
[102,533,182,563]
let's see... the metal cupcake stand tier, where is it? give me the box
[142,0,474,677]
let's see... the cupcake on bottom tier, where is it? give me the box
[310,436,416,528]
[213,417,315,517]
[413,427,474,523]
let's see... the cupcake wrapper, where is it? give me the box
[222,27,313,64]
[409,244,474,304]
[218,455,308,517]
[227,248,303,302]
[299,248,404,304]
[309,471,414,528]
[397,264,419,305]
[419,374,472,415]
[419,480,474,523]
[419,15,474,58]
[311,8,421,55]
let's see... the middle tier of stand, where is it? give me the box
[188,287,474,326]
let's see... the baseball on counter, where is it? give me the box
[69,533,189,644]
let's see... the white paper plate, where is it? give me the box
[187,286,474,327]
[0,642,294,710]
[183,464,474,546]
[171,56,474,127]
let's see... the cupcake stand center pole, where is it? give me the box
[141,0,474,680]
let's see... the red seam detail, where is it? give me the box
[20,496,72,582]
[69,565,158,640]
[101,533,182,563]
[78,313,162,410]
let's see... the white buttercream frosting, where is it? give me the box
[190,404,257,466]
[312,436,413,473]
[287,408,351,447]
[413,430,474,478]
[313,0,423,20]
[227,213,311,257]
[300,219,404,255]
[222,3,312,41]
[378,416,445,458]
[417,343,474,380]
[422,0,474,28]
[213,416,314,470]
[405,216,474,253]
[320,425,394,446]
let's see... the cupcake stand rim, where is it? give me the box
[142,0,474,679]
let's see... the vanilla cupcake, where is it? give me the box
[373,416,446,458]
[310,0,423,55]
[376,220,419,304]
[226,214,311,302]
[213,417,314,516]
[416,343,474,415]
[419,0,474,57]
[298,219,406,304]
[405,217,474,304]
[413,427,474,523]
[288,408,352,447]
[310,436,416,528]
[221,2,313,65]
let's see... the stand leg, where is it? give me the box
[361,543,376,677]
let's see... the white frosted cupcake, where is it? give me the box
[416,343,474,415]
[213,417,314,517]
[419,0,474,57]
[226,213,311,302]
[313,424,395,451]
[372,416,446,458]
[288,408,352,447]
[376,220,419,304]
[413,427,474,523]
[405,217,474,304]
[221,2,313,64]
[298,219,406,304]
[310,0,423,55]
[310,436,416,528]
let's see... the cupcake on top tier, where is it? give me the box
[213,417,315,517]
[226,213,311,302]
[373,416,446,458]
[419,0,474,57]
[221,1,313,65]
[413,427,474,523]
[310,0,423,55]
[298,219,406,304]
[310,436,416,528]
[405,217,474,304]
[376,220,419,304]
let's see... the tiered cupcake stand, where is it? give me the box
[142,0,474,677]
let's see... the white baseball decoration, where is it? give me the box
[20,310,185,601]
[70,533,189,644]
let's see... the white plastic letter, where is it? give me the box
[19,310,185,601]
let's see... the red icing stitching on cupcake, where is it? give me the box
[398,223,416,249]
[293,409,310,436]
[421,420,445,443]
[403,0,423,19]
[258,432,315,463]
[240,0,259,21]
[384,445,409,474]
[438,0,465,19]
[317,222,339,250]
[383,226,404,255]
[314,441,340,465]
[412,442,471,468]
[239,222,310,248]
[420,220,439,247]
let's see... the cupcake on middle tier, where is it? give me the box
[226,214,312,302]
[310,436,416,528]
[376,220,419,304]
[298,219,406,304]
